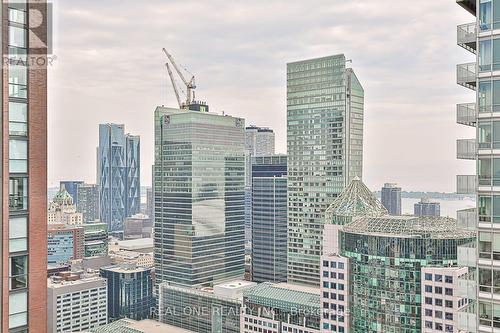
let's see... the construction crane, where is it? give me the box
[162,48,196,109]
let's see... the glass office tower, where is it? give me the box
[98,124,140,235]
[251,155,287,283]
[455,1,500,332]
[154,107,246,287]
[287,55,364,286]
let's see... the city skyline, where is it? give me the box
[49,0,474,193]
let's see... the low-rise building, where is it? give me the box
[124,213,152,239]
[90,318,195,333]
[159,280,256,333]
[47,271,107,333]
[83,221,108,257]
[100,264,153,322]
[241,283,321,333]
[48,225,85,265]
[109,249,154,268]
[110,238,154,253]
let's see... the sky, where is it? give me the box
[48,0,475,192]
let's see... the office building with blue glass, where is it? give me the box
[98,124,140,235]
[251,155,287,283]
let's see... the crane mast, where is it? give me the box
[162,48,196,109]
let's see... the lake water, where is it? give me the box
[401,198,476,218]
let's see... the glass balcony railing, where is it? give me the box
[457,103,476,126]
[458,310,478,333]
[457,22,477,53]
[457,207,476,230]
[458,272,477,299]
[458,241,476,267]
[457,139,476,160]
[457,62,476,90]
[457,175,476,194]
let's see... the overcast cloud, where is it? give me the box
[48,0,475,192]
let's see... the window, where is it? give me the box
[9,291,27,329]
[435,286,443,294]
[9,177,28,211]
[436,299,443,307]
[9,26,26,48]
[330,261,336,268]
[445,312,453,320]
[435,310,443,319]
[323,260,328,267]
[480,0,492,31]
[8,65,27,98]
[445,288,453,296]
[425,297,432,305]
[435,274,442,282]
[425,273,432,281]
[338,262,344,270]
[9,216,27,253]
[425,309,433,316]
[425,285,432,292]
[480,39,492,72]
[9,102,28,136]
[9,139,27,173]
[9,255,27,290]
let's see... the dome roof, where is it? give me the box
[325,177,387,223]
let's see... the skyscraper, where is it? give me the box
[287,54,364,286]
[98,124,140,236]
[414,197,441,217]
[154,106,246,287]
[77,183,100,223]
[455,1,499,331]
[251,155,287,283]
[381,183,402,216]
[3,1,48,331]
[244,125,275,253]
[245,125,275,157]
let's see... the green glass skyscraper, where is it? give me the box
[153,107,246,288]
[287,54,364,286]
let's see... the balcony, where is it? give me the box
[457,103,476,126]
[457,139,476,160]
[457,208,477,230]
[457,175,476,194]
[457,62,476,90]
[458,311,477,333]
[457,0,476,16]
[458,22,477,53]
[458,242,476,267]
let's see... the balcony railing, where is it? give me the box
[457,62,476,90]
[457,139,476,160]
[458,273,477,299]
[458,311,477,333]
[457,175,476,194]
[457,208,477,230]
[458,22,477,53]
[457,103,476,126]
[458,242,476,267]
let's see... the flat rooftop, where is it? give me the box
[117,238,153,250]
[89,319,195,333]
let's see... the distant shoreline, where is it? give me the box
[374,191,474,201]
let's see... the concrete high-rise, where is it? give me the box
[98,124,140,236]
[251,155,287,283]
[381,183,402,215]
[414,197,441,217]
[47,271,108,333]
[245,125,275,157]
[3,2,49,331]
[154,106,246,287]
[287,54,364,286]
